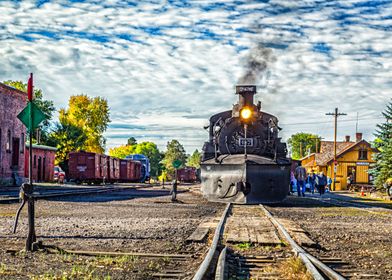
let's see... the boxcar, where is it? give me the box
[177,167,198,182]
[69,151,108,184]
[107,156,120,183]
[119,159,142,182]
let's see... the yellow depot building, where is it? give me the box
[301,133,377,190]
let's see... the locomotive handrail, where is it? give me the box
[192,203,231,280]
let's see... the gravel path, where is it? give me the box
[0,185,224,279]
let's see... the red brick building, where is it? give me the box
[0,82,27,185]
[25,144,56,182]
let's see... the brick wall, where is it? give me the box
[0,83,27,185]
[25,145,56,182]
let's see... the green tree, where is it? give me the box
[109,141,162,177]
[372,99,392,188]
[163,140,187,174]
[46,117,87,174]
[287,132,322,160]
[186,149,201,168]
[61,95,110,153]
[127,137,137,146]
[108,145,134,159]
[132,142,162,177]
[3,80,55,144]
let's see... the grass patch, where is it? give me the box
[320,207,371,217]
[279,257,312,280]
[0,212,16,217]
[0,263,18,276]
[234,242,253,250]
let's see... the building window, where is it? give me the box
[20,133,24,153]
[358,150,368,160]
[6,130,11,152]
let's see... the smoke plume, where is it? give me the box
[238,44,276,85]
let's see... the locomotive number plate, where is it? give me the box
[239,138,253,147]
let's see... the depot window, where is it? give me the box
[358,150,368,160]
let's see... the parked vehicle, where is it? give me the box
[54,166,65,183]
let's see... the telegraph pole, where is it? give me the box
[326,108,347,191]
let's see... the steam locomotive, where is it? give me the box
[200,85,291,204]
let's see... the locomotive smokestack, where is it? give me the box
[236,85,256,107]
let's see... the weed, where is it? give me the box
[235,242,252,250]
[278,257,312,280]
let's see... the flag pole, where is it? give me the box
[26,73,36,251]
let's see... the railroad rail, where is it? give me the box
[192,203,350,280]
[0,184,156,204]
[308,195,392,217]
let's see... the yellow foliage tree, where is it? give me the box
[60,95,110,153]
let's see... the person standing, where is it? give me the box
[307,172,316,194]
[295,162,306,197]
[327,176,332,192]
[316,171,328,195]
[170,179,178,202]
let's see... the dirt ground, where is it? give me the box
[265,194,392,279]
[0,185,223,279]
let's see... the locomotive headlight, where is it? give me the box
[240,107,252,120]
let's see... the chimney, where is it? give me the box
[356,132,362,142]
[236,85,256,107]
[345,135,350,142]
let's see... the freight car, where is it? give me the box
[119,159,142,182]
[200,85,291,204]
[125,154,150,182]
[177,167,198,183]
[68,151,142,184]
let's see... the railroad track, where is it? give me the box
[192,203,370,280]
[308,195,392,216]
[0,186,122,204]
[0,184,156,204]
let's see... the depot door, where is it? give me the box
[11,138,20,167]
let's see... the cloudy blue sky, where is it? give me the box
[0,0,391,154]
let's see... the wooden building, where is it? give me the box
[301,133,377,190]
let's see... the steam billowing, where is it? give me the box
[238,44,276,85]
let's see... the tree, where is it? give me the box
[3,80,55,144]
[287,132,322,160]
[132,142,162,177]
[187,149,201,168]
[46,117,87,174]
[127,137,137,146]
[108,145,134,159]
[109,141,163,177]
[163,139,187,174]
[372,99,392,188]
[60,95,110,153]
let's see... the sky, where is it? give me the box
[0,0,391,154]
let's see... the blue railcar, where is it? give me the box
[125,154,150,182]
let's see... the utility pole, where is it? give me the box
[326,108,347,191]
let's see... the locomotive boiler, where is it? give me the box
[200,85,291,204]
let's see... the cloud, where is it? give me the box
[0,0,391,153]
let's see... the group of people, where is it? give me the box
[290,162,332,196]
